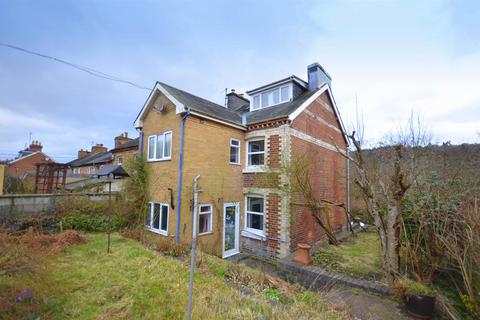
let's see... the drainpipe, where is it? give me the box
[187,174,201,320]
[346,148,351,231]
[176,111,191,243]
[137,129,144,158]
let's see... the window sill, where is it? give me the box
[242,166,266,173]
[145,227,168,236]
[241,229,266,241]
[147,158,172,163]
[198,231,213,237]
[229,162,241,166]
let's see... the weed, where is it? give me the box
[262,288,281,301]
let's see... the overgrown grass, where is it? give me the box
[313,231,382,282]
[2,233,346,319]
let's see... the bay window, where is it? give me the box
[245,196,264,235]
[247,139,265,167]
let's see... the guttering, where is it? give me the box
[176,111,190,243]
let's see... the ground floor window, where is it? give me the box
[145,202,169,235]
[198,204,213,234]
[245,196,264,236]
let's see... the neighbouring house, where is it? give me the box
[68,144,111,175]
[111,133,139,165]
[5,141,54,183]
[134,62,348,259]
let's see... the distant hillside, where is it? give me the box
[350,143,480,215]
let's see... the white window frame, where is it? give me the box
[244,195,265,238]
[117,156,123,164]
[246,138,265,168]
[147,130,172,162]
[198,204,213,235]
[250,84,291,111]
[145,201,169,235]
[229,138,241,165]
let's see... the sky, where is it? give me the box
[0,0,479,162]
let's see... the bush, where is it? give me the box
[155,237,189,257]
[61,214,124,232]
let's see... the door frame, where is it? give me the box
[222,202,240,258]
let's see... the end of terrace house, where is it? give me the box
[133,62,349,260]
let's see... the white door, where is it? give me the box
[223,202,240,258]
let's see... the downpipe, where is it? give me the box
[176,111,190,243]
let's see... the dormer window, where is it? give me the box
[250,84,291,111]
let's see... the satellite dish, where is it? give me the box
[153,101,165,113]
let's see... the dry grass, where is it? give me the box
[1,233,347,319]
[313,231,383,282]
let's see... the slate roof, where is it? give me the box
[111,137,139,152]
[67,151,112,167]
[158,82,242,125]
[154,78,322,127]
[95,164,129,178]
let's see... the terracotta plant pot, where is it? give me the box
[404,294,435,319]
[293,243,312,265]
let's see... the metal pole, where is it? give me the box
[107,180,112,253]
[187,175,200,320]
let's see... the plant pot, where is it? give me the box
[293,243,312,266]
[404,294,435,319]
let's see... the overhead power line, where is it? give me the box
[0,42,151,91]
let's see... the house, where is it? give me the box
[68,144,112,175]
[110,133,139,165]
[134,62,348,259]
[6,141,54,182]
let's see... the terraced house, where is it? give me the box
[134,63,348,259]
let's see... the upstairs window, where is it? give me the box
[247,139,265,167]
[229,138,240,164]
[250,84,290,111]
[147,131,172,161]
[145,202,169,235]
[117,156,123,164]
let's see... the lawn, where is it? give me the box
[1,233,346,320]
[312,231,383,282]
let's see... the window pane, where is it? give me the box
[156,134,164,159]
[231,139,239,146]
[153,203,160,229]
[200,205,211,213]
[248,140,264,153]
[230,146,239,163]
[148,136,155,159]
[248,197,264,213]
[199,213,210,233]
[249,153,264,166]
[281,86,289,102]
[247,213,263,230]
[164,132,171,158]
[253,95,260,109]
[161,205,168,231]
[272,88,279,104]
[145,203,152,226]
[261,92,269,107]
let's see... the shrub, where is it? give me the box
[60,214,124,232]
[155,237,189,257]
[395,278,435,296]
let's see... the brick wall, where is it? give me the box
[289,91,348,251]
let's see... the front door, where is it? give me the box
[223,202,240,258]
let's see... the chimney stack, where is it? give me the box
[226,89,249,110]
[91,143,107,154]
[78,149,90,158]
[28,140,43,152]
[307,62,331,91]
[114,132,132,148]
